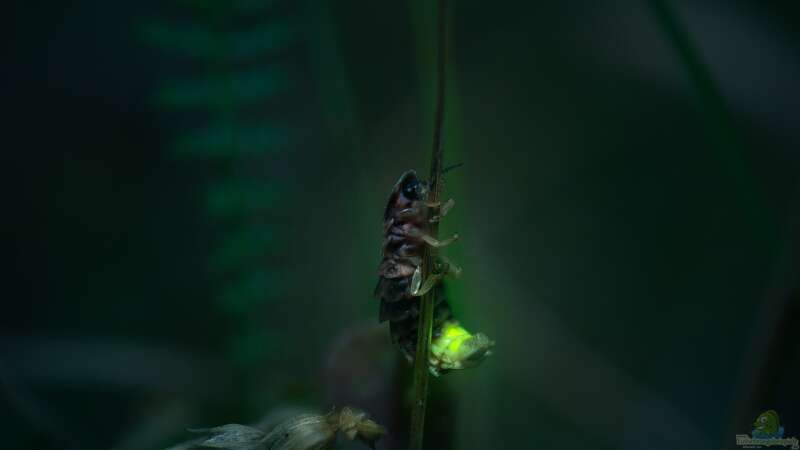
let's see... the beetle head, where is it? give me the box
[397,170,427,201]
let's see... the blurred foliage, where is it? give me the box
[142,0,305,416]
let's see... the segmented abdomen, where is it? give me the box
[375,175,452,362]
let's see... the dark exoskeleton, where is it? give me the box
[374,170,492,375]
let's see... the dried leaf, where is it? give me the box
[189,424,265,450]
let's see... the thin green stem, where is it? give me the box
[409,0,447,449]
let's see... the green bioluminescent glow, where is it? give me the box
[430,320,494,374]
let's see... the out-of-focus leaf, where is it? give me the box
[139,20,221,60]
[175,0,282,15]
[171,0,281,17]
[149,0,302,397]
[155,69,291,110]
[226,328,285,367]
[111,401,193,450]
[210,227,277,271]
[217,270,288,315]
[189,424,265,450]
[227,0,281,14]
[171,123,297,158]
[141,21,299,61]
[205,181,283,219]
[231,23,300,60]
[0,336,235,404]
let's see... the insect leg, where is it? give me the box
[411,268,444,297]
[421,233,459,248]
[404,227,458,247]
[395,206,422,221]
[427,362,441,377]
[440,198,455,216]
[436,256,462,278]
[429,198,455,223]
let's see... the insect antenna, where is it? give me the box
[442,162,464,174]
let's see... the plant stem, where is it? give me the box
[409,0,447,449]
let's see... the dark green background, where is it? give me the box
[3,1,800,449]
